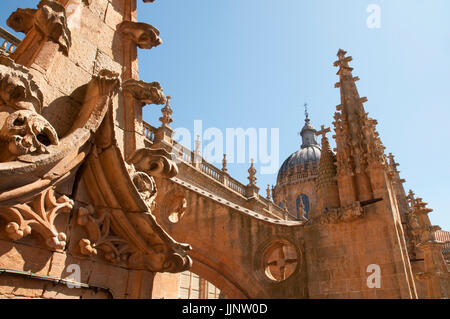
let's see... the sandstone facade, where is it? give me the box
[0,0,448,299]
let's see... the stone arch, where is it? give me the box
[188,253,250,299]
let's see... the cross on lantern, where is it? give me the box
[266,243,298,281]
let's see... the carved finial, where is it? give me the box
[266,185,271,200]
[316,125,331,141]
[334,49,352,67]
[304,103,310,124]
[159,96,173,127]
[247,158,257,186]
[388,152,400,171]
[222,154,228,173]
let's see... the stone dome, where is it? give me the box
[277,116,321,182]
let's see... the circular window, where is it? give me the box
[263,240,299,282]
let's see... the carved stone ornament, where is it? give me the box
[127,164,157,210]
[7,0,72,56]
[317,202,363,224]
[0,110,59,162]
[118,21,162,50]
[161,191,187,224]
[122,79,166,107]
[0,53,43,113]
[76,205,136,263]
[128,148,178,179]
[0,187,73,250]
[6,8,37,34]
[76,205,192,272]
[35,0,72,56]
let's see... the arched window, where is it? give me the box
[296,194,310,219]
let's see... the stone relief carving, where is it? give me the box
[127,164,157,210]
[167,196,187,224]
[6,8,37,34]
[0,110,59,162]
[76,204,191,272]
[118,21,162,50]
[0,53,58,162]
[7,0,72,56]
[0,53,43,113]
[161,191,187,224]
[261,240,300,282]
[128,148,178,179]
[122,79,166,107]
[317,202,363,224]
[0,187,73,250]
[76,205,137,263]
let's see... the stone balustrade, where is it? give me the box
[142,120,287,219]
[0,27,20,56]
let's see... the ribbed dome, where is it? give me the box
[277,145,321,176]
[277,115,321,181]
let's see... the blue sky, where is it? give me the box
[1,0,449,230]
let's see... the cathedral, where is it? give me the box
[0,0,449,299]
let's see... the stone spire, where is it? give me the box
[300,103,319,149]
[333,49,386,204]
[315,125,340,214]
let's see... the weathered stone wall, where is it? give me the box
[0,0,170,300]
[153,177,308,299]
